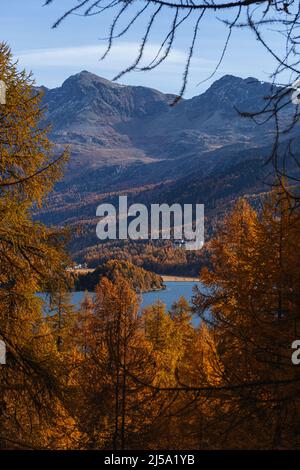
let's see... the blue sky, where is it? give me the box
[0,0,284,97]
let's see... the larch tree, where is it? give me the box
[0,42,77,449]
[75,276,158,450]
[192,194,300,449]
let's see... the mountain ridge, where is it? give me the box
[41,71,281,174]
[35,71,297,265]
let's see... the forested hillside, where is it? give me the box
[35,71,300,267]
[73,259,165,292]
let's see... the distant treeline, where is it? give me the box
[73,240,211,276]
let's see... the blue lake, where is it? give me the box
[141,281,200,311]
[63,281,200,310]
[40,281,202,326]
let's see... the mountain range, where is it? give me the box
[36,71,298,264]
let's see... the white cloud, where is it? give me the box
[16,42,213,73]
[15,43,217,96]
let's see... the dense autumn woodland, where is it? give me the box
[74,239,208,277]
[1,41,300,451]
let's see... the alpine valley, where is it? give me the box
[35,71,299,274]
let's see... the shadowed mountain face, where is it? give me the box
[37,71,297,261]
[42,71,178,172]
[41,71,280,175]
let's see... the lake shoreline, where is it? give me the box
[161,275,199,282]
[40,281,201,325]
[68,268,199,285]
